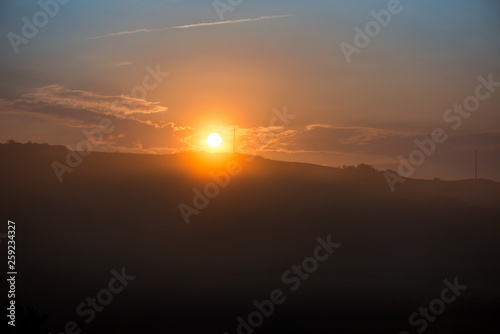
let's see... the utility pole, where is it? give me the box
[475,149,478,180]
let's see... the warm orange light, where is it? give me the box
[207,133,222,147]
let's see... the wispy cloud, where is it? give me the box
[173,14,295,29]
[86,28,167,40]
[86,14,295,40]
[16,84,167,115]
[113,61,134,67]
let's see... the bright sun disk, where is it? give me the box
[207,133,222,147]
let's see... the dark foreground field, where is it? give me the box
[1,142,499,333]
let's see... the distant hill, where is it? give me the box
[1,141,499,334]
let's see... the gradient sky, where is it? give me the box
[1,0,499,180]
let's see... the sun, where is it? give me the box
[207,132,222,147]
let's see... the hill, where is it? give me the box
[1,142,499,333]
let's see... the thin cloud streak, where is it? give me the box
[173,14,295,29]
[86,14,295,40]
[86,28,167,40]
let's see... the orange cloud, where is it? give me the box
[17,84,167,116]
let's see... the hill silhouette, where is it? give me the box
[1,141,499,333]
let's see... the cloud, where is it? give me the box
[86,14,295,39]
[86,28,168,40]
[175,124,412,158]
[113,61,134,67]
[260,125,419,156]
[0,84,202,153]
[172,14,295,29]
[0,99,189,153]
[237,125,296,154]
[16,84,167,116]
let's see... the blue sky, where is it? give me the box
[1,0,499,180]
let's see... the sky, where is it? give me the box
[0,0,499,181]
